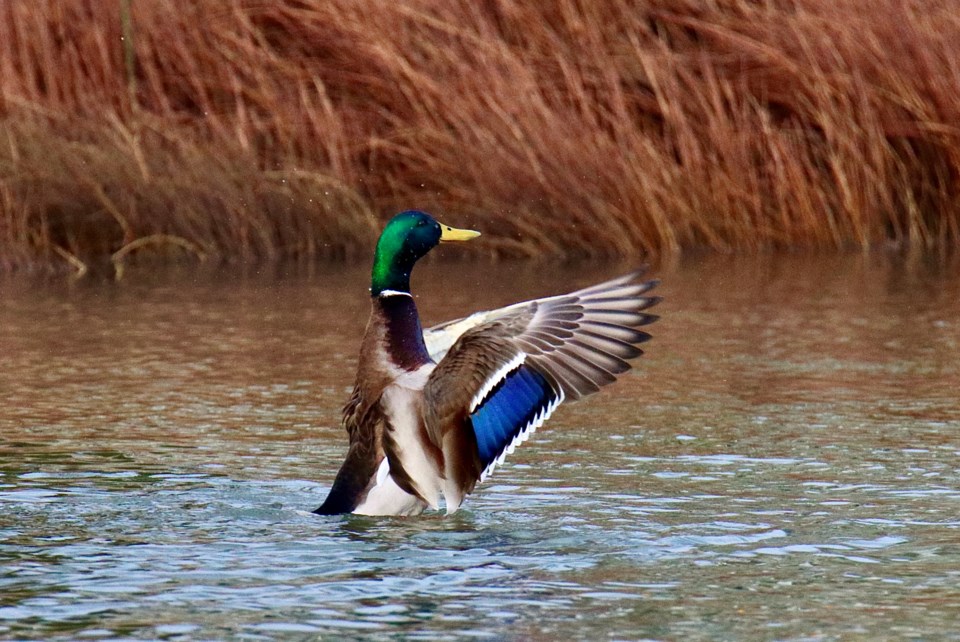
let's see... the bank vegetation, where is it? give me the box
[1,0,958,273]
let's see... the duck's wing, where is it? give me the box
[421,271,659,512]
[422,271,657,361]
[423,311,493,362]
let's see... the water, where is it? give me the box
[2,254,960,640]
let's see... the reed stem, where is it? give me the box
[119,0,137,111]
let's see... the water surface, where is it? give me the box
[2,254,960,640]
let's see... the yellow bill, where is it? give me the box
[438,222,481,242]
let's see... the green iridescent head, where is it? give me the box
[370,210,480,296]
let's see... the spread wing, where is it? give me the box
[422,271,659,512]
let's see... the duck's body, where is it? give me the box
[315,211,659,516]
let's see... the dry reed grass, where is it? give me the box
[1,0,958,273]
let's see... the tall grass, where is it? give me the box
[1,0,958,273]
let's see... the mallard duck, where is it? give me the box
[315,210,659,516]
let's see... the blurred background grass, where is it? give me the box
[1,0,958,274]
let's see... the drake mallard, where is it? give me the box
[315,210,659,516]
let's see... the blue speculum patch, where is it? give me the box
[469,365,557,466]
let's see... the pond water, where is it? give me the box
[2,253,960,640]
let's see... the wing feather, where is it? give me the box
[421,270,660,512]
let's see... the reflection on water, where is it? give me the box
[2,254,960,640]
